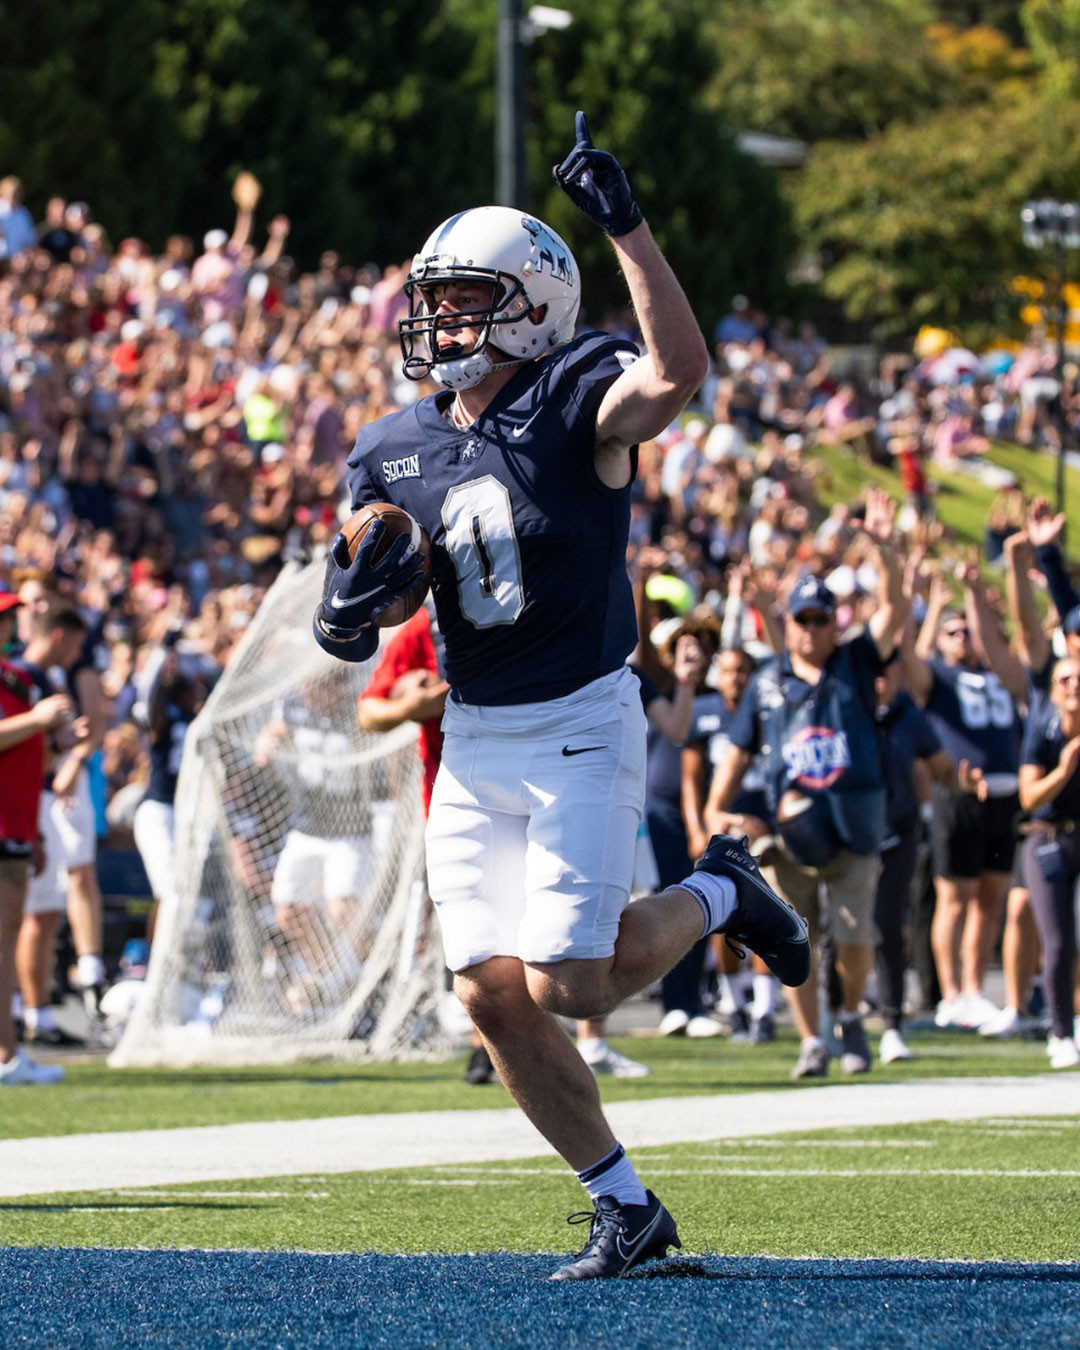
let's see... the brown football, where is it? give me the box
[339,502,432,628]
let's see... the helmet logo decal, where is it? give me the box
[521,217,573,284]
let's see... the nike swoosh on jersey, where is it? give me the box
[328,586,385,609]
[561,745,606,757]
[510,412,542,438]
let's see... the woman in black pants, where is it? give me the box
[1018,656,1080,1070]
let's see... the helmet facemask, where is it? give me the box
[400,266,534,391]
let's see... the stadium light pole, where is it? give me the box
[496,2,573,210]
[1021,198,1080,525]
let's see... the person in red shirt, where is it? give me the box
[0,638,77,1085]
[357,601,447,816]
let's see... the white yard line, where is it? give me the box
[2,1075,1078,1199]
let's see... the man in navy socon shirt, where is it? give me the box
[706,490,908,1081]
[311,113,809,1280]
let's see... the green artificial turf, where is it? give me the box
[0,1028,1061,1141]
[3,1118,1077,1261]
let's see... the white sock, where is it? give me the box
[576,1142,648,1207]
[23,1006,56,1032]
[577,1037,605,1057]
[838,1008,862,1026]
[78,954,105,988]
[801,1035,825,1050]
[10,993,22,1019]
[717,974,740,1016]
[678,871,737,937]
[751,974,776,1019]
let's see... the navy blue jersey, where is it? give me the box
[687,690,770,821]
[925,659,1020,775]
[877,691,941,828]
[144,705,193,805]
[1020,707,1080,822]
[728,633,888,853]
[645,708,683,810]
[345,333,639,705]
[630,666,683,811]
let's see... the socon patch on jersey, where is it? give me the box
[382,454,422,483]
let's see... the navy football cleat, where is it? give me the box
[694,834,811,988]
[549,1191,680,1281]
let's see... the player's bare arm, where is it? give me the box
[594,227,709,459]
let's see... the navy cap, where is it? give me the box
[1064,604,1080,636]
[787,574,837,618]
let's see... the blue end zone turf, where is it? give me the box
[3,1251,1079,1348]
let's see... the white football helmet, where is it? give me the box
[399,206,581,390]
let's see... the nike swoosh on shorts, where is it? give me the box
[561,745,606,757]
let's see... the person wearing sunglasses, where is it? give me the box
[1018,657,1080,1069]
[705,489,908,1079]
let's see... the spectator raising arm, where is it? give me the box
[1003,531,1051,675]
[905,567,951,704]
[955,556,1028,702]
[860,487,908,659]
[1028,496,1079,626]
[644,634,708,746]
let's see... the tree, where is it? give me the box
[519,0,793,325]
[702,0,944,144]
[0,0,187,241]
[793,82,1080,342]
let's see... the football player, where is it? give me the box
[315,112,809,1279]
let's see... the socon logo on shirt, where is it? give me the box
[782,725,851,789]
[382,454,421,483]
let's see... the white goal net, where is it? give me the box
[111,559,449,1067]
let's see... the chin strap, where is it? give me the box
[430,348,531,391]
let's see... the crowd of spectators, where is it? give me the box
[2,171,1079,1076]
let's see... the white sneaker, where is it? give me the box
[657,1009,689,1037]
[979,1005,1022,1038]
[1048,1036,1080,1070]
[960,992,1000,1029]
[686,1015,725,1039]
[0,1050,64,1085]
[879,1028,914,1064]
[579,1042,652,1078]
[934,997,963,1028]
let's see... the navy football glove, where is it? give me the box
[553,111,643,238]
[315,521,425,639]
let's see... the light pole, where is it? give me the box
[1020,198,1080,523]
[495,3,573,210]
